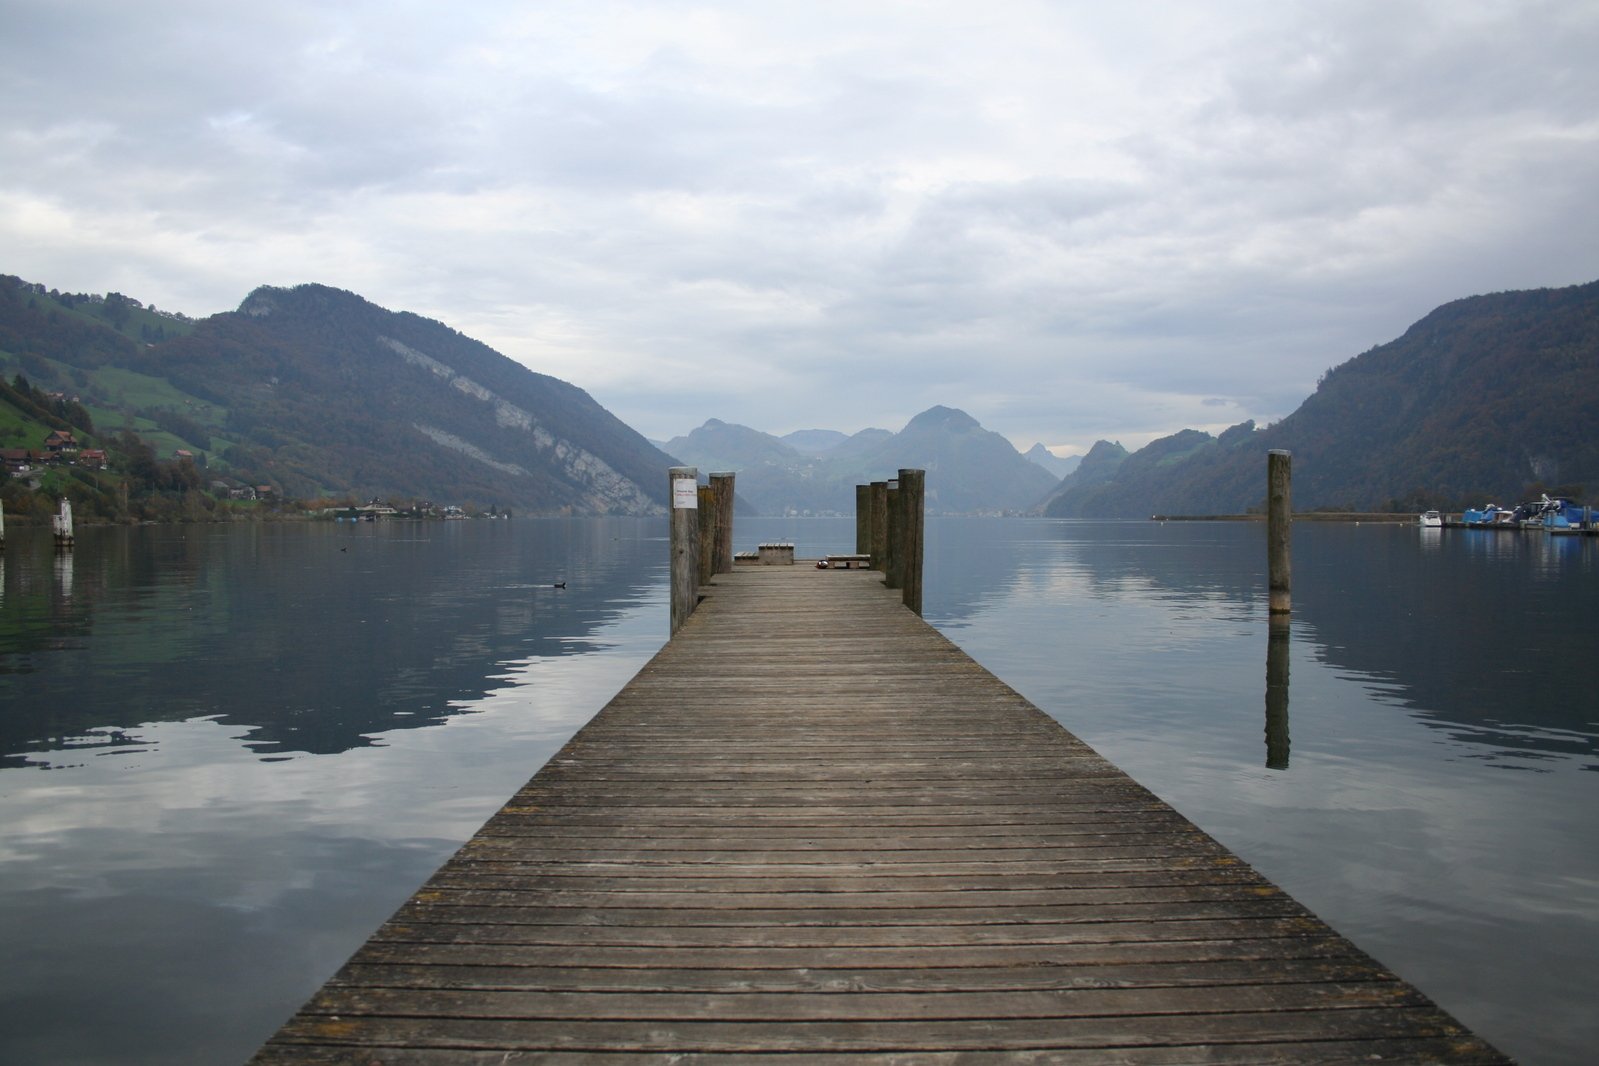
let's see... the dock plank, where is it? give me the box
[251,566,1505,1063]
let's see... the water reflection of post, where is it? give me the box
[1265,617,1290,770]
[54,548,75,600]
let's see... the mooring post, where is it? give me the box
[897,468,925,615]
[869,481,888,571]
[669,466,699,635]
[710,472,735,574]
[697,484,716,584]
[52,496,74,550]
[1267,450,1291,615]
[883,479,902,590]
[855,484,872,555]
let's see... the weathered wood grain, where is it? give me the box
[251,566,1506,1063]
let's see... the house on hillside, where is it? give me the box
[44,430,79,455]
[2,447,48,474]
[77,448,109,470]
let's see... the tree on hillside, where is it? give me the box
[103,292,134,330]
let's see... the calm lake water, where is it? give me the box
[1,517,1594,1064]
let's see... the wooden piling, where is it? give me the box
[897,468,925,615]
[869,481,888,572]
[668,466,699,635]
[882,480,901,590]
[855,484,872,555]
[697,485,716,585]
[1267,450,1291,615]
[710,473,735,574]
[52,496,74,550]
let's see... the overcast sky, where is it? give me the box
[4,2,1596,454]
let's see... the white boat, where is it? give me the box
[1419,510,1443,528]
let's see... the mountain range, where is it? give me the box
[663,406,1060,515]
[1038,280,1599,517]
[6,271,1596,521]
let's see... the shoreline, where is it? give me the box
[1150,512,1418,523]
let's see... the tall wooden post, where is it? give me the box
[869,481,888,571]
[697,485,716,584]
[710,473,735,574]
[668,466,699,635]
[1267,450,1291,616]
[897,468,925,615]
[53,496,74,550]
[883,480,902,590]
[855,484,872,555]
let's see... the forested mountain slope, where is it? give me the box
[1042,281,1599,517]
[1,277,674,514]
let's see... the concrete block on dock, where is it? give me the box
[757,542,794,565]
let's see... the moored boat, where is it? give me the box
[1542,500,1593,532]
[1419,510,1443,528]
[1461,503,1514,527]
[1503,494,1595,532]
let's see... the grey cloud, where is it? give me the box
[1225,2,1599,125]
[2,2,1595,456]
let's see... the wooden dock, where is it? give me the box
[253,565,1506,1063]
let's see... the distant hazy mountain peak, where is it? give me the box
[781,428,850,454]
[903,405,981,433]
[663,418,800,472]
[656,406,1054,514]
[1024,442,1082,480]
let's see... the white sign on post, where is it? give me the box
[672,477,698,509]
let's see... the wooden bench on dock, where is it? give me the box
[821,553,872,569]
[252,566,1506,1063]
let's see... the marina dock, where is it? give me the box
[251,559,1505,1062]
